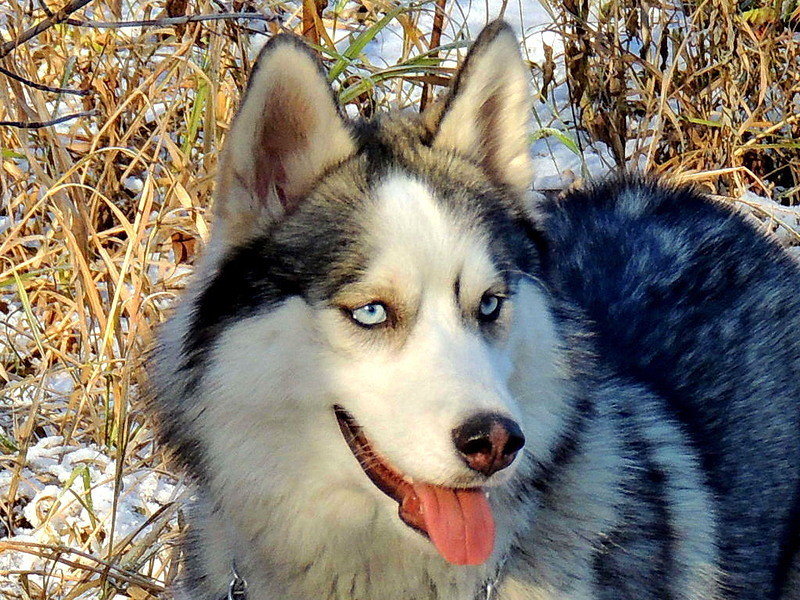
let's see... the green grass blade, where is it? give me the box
[531,127,581,156]
[328,5,407,82]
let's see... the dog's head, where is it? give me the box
[168,22,569,567]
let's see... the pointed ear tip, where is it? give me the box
[252,33,320,72]
[260,32,314,53]
[477,19,517,43]
[244,33,331,100]
[465,20,522,65]
[485,19,514,33]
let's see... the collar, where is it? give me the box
[220,553,506,600]
[226,564,247,600]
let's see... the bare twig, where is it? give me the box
[0,541,166,593]
[62,11,279,29]
[0,109,96,129]
[420,0,447,110]
[0,65,90,96]
[0,0,96,59]
[37,0,55,17]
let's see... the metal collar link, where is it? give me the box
[482,551,509,600]
[222,557,504,600]
[228,563,248,600]
[484,581,497,600]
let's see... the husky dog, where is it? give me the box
[150,21,800,600]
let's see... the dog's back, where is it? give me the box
[539,179,800,599]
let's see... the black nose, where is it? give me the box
[452,413,525,476]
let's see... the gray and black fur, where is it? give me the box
[539,179,800,599]
[149,21,800,600]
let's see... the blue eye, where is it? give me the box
[478,294,503,322]
[350,302,388,327]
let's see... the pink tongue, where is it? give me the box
[412,483,495,566]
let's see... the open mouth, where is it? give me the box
[333,405,495,566]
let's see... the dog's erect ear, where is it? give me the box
[430,21,532,194]
[215,35,356,246]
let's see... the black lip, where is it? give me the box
[333,405,427,535]
[333,405,411,503]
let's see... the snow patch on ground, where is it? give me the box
[0,433,184,598]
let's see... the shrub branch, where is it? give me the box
[0,0,96,59]
[0,110,97,129]
[62,12,279,29]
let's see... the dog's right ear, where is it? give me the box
[427,21,532,195]
[214,36,356,247]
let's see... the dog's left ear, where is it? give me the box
[430,21,532,194]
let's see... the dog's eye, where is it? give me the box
[478,293,504,322]
[350,302,388,327]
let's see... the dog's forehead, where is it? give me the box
[364,172,499,292]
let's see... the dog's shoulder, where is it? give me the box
[539,176,795,285]
[536,175,800,367]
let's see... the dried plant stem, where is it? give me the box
[0,65,90,96]
[419,0,447,110]
[302,0,322,44]
[0,540,166,593]
[0,0,96,59]
[63,11,279,29]
[0,110,96,129]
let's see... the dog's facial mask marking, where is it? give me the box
[211,23,534,568]
[323,173,527,565]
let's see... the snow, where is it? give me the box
[531,138,616,189]
[0,435,183,598]
[739,191,800,245]
[123,176,145,194]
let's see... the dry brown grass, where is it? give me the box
[553,0,800,200]
[1,3,251,598]
[0,0,798,598]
